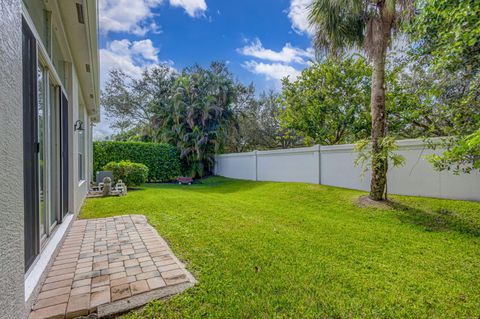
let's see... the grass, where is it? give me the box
[80,177,480,318]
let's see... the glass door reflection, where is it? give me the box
[48,79,59,230]
[37,65,47,240]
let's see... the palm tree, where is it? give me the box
[308,0,413,200]
[152,64,236,178]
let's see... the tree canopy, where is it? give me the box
[410,0,480,172]
[281,56,371,145]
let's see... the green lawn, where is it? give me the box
[80,177,480,319]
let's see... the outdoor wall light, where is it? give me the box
[74,120,85,132]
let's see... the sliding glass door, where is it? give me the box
[23,18,39,270]
[37,65,47,240]
[37,64,62,243]
[48,77,60,230]
[23,18,68,270]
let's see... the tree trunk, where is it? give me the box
[369,43,388,201]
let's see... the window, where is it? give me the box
[78,103,85,181]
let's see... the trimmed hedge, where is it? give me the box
[93,141,180,182]
[104,161,149,187]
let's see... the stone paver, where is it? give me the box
[28,303,67,319]
[29,215,196,319]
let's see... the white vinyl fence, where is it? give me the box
[214,139,480,201]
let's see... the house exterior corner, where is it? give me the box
[0,0,100,317]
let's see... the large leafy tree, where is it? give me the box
[224,83,260,152]
[227,89,304,152]
[256,91,304,149]
[281,56,371,145]
[101,65,176,141]
[309,0,414,200]
[387,59,480,139]
[412,0,480,73]
[411,0,480,172]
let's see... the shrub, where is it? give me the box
[93,141,180,182]
[103,161,148,187]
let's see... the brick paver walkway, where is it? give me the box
[28,215,196,319]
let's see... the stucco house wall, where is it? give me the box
[0,1,25,318]
[68,66,92,215]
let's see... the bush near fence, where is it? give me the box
[103,161,149,187]
[93,141,180,182]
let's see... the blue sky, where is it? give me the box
[96,0,313,138]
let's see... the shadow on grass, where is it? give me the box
[187,179,264,194]
[389,201,480,237]
[141,177,263,194]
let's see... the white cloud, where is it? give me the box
[239,38,311,85]
[131,40,160,62]
[288,0,314,35]
[239,38,313,64]
[169,0,207,17]
[243,61,301,82]
[99,0,206,35]
[99,39,161,88]
[99,0,163,35]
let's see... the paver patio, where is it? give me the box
[28,215,196,319]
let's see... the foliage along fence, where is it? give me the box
[93,141,180,182]
[214,139,480,201]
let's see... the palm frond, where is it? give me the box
[309,0,415,58]
[309,0,366,56]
